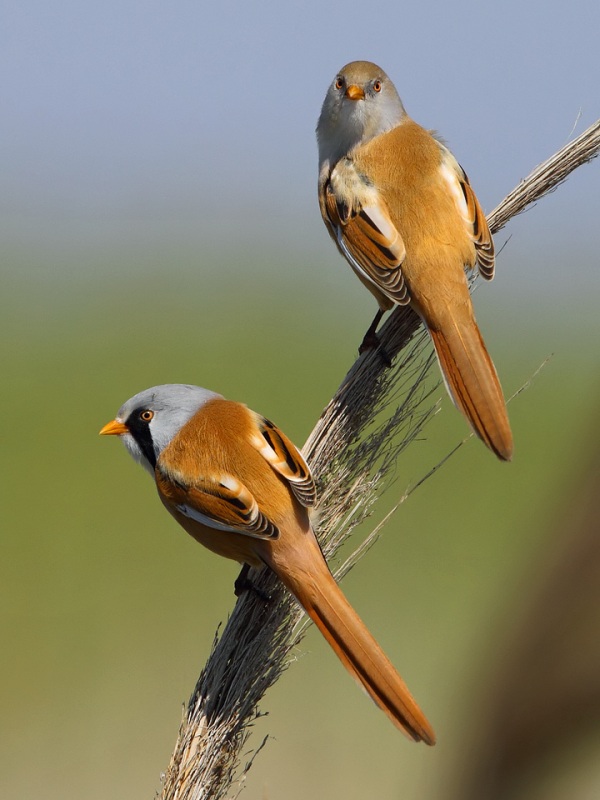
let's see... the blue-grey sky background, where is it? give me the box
[3,0,598,301]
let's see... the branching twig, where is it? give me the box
[158,118,600,800]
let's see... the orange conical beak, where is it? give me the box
[345,84,365,101]
[99,419,129,436]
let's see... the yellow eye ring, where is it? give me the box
[373,80,382,93]
[140,409,154,422]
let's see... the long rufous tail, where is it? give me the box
[278,559,436,745]
[427,313,513,461]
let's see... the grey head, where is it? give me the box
[112,383,222,475]
[317,60,407,170]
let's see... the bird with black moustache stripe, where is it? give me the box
[101,383,435,743]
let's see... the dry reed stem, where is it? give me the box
[158,118,600,800]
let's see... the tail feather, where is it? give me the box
[284,568,436,745]
[428,316,513,461]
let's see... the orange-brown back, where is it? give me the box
[354,120,477,293]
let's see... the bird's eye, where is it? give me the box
[373,80,382,93]
[335,77,344,90]
[140,409,154,422]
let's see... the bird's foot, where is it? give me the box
[234,564,272,602]
[358,309,392,366]
[359,332,392,367]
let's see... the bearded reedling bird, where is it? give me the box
[100,383,435,744]
[317,60,513,461]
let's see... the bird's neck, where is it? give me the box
[319,105,407,170]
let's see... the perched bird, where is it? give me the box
[100,383,435,744]
[317,60,513,461]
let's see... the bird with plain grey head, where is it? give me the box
[317,60,513,461]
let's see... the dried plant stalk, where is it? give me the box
[487,119,600,234]
[158,119,600,800]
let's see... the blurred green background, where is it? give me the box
[2,2,599,798]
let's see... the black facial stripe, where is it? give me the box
[126,408,157,470]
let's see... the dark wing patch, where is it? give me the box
[323,163,410,306]
[252,416,317,508]
[157,466,279,539]
[458,168,495,280]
